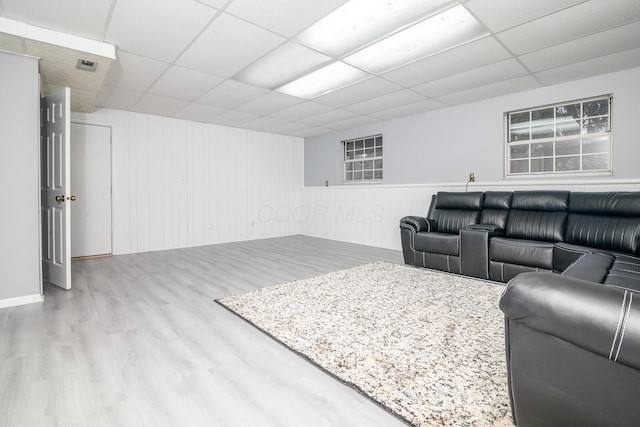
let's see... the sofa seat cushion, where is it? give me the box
[490,237,554,269]
[562,253,613,283]
[414,232,459,256]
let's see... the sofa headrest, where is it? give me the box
[435,191,484,210]
[484,191,512,210]
[511,191,570,211]
[569,192,640,216]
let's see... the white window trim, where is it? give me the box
[504,95,612,177]
[342,134,383,183]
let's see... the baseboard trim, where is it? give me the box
[0,293,44,309]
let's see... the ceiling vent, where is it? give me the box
[76,58,97,72]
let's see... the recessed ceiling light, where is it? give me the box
[296,0,454,57]
[344,5,488,74]
[276,62,371,99]
[76,58,97,72]
[234,42,332,90]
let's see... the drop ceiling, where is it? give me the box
[1,0,639,138]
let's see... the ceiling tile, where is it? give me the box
[149,65,224,101]
[299,109,359,126]
[535,47,640,85]
[413,59,528,98]
[326,115,379,131]
[196,79,268,109]
[242,116,291,132]
[209,110,261,127]
[497,0,640,55]
[177,12,285,78]
[132,94,189,116]
[465,0,584,32]
[96,85,144,110]
[519,21,640,73]
[1,0,113,40]
[103,51,169,92]
[234,91,305,115]
[226,0,348,37]
[435,76,540,106]
[268,121,315,135]
[269,101,335,121]
[370,99,445,120]
[171,102,228,123]
[382,37,510,88]
[345,90,426,115]
[314,77,403,107]
[194,0,227,8]
[290,126,333,138]
[105,0,217,63]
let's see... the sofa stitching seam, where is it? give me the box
[615,292,633,362]
[609,290,628,360]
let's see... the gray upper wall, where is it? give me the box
[0,51,41,301]
[304,67,640,186]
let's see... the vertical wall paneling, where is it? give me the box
[110,109,131,254]
[147,115,164,251]
[71,109,303,255]
[186,121,204,248]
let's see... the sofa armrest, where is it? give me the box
[399,216,434,233]
[500,271,640,371]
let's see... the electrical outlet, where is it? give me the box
[469,172,476,182]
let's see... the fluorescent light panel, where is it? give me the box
[296,0,454,57]
[276,62,371,99]
[345,5,489,74]
[234,42,332,89]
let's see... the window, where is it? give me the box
[343,134,383,182]
[506,95,612,176]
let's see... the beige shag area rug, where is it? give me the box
[216,262,513,427]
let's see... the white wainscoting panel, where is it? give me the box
[297,179,640,251]
[72,109,302,255]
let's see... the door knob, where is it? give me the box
[55,195,64,202]
[68,195,77,201]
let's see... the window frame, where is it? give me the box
[504,95,612,177]
[342,134,383,183]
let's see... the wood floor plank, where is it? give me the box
[1,236,406,426]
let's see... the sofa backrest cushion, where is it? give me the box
[569,192,640,216]
[566,192,640,254]
[432,192,484,234]
[505,191,570,242]
[480,191,512,229]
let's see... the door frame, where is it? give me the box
[70,120,114,259]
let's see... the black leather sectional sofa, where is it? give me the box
[400,190,640,426]
[400,190,640,284]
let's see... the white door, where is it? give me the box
[41,88,72,290]
[70,123,112,258]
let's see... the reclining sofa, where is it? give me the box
[400,190,640,426]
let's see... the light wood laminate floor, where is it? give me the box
[1,235,406,427]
